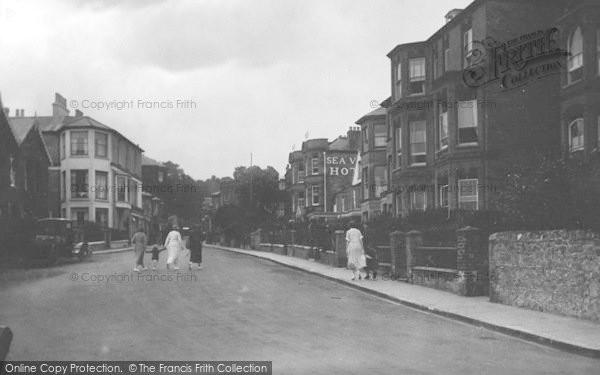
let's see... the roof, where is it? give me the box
[355,107,387,124]
[329,136,350,151]
[142,155,165,167]
[8,117,35,145]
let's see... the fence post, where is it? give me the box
[405,230,423,282]
[456,226,487,296]
[290,229,296,245]
[334,230,347,267]
[390,231,406,279]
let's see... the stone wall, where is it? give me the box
[489,230,600,322]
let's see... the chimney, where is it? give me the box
[52,92,69,122]
[75,109,83,117]
[445,9,462,23]
[347,126,361,151]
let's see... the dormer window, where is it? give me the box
[408,58,426,95]
[568,27,584,84]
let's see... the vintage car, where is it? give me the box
[31,218,93,265]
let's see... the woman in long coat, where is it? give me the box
[346,221,366,280]
[132,228,147,272]
[164,225,184,270]
[189,228,204,270]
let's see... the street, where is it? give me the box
[0,247,598,374]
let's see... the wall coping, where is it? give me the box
[489,230,598,242]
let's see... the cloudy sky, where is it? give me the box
[0,0,472,180]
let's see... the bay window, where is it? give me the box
[374,124,387,147]
[70,170,89,199]
[438,111,448,150]
[395,62,402,99]
[458,179,478,210]
[95,171,108,200]
[396,126,402,167]
[95,132,108,158]
[458,100,478,145]
[363,167,369,199]
[60,132,66,159]
[410,190,426,211]
[70,131,88,156]
[408,58,426,95]
[117,175,127,202]
[409,120,426,165]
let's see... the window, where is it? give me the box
[352,190,357,209]
[568,27,583,84]
[597,29,600,75]
[374,166,387,198]
[569,118,584,152]
[439,184,449,208]
[95,171,108,200]
[60,133,66,159]
[117,175,127,202]
[409,120,426,165]
[395,191,403,216]
[298,163,305,182]
[444,48,451,72]
[409,58,426,95]
[71,208,89,224]
[410,190,426,211]
[95,208,108,227]
[298,191,305,208]
[61,171,66,201]
[9,157,15,187]
[363,167,369,199]
[463,28,473,67]
[458,179,478,210]
[311,185,320,206]
[458,100,478,145]
[130,181,139,207]
[374,124,387,147]
[311,157,319,175]
[362,126,369,151]
[395,62,402,99]
[94,132,108,158]
[70,131,88,156]
[438,111,448,150]
[158,171,164,183]
[396,126,402,167]
[70,170,89,199]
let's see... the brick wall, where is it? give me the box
[489,230,600,322]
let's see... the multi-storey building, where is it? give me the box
[356,106,388,220]
[386,0,566,216]
[557,0,600,162]
[0,101,21,220]
[141,155,167,243]
[286,127,360,220]
[8,93,144,236]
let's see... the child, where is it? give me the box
[151,245,160,271]
[364,246,378,280]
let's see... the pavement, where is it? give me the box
[2,248,599,373]
[206,243,600,358]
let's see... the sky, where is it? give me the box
[0,0,473,180]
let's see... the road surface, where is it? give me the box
[1,247,599,374]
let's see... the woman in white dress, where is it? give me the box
[346,221,366,280]
[164,226,184,270]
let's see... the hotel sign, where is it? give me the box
[326,154,357,176]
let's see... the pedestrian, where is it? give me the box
[189,226,204,270]
[151,245,160,271]
[131,228,148,272]
[164,225,184,270]
[345,220,366,280]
